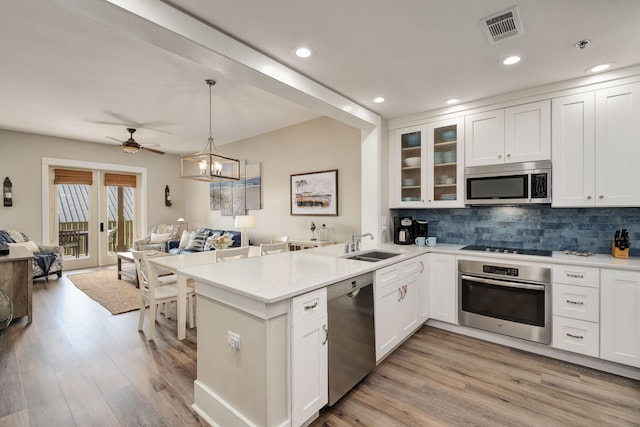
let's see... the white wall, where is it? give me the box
[0,130,185,242]
[184,117,361,244]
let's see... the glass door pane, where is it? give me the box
[57,183,95,269]
[105,185,135,255]
[432,124,458,202]
[400,130,422,203]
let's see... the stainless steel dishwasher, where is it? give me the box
[326,272,376,406]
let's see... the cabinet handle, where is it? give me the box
[566,273,584,279]
[398,288,403,302]
[566,300,584,305]
[587,196,592,200]
[566,333,584,340]
[506,153,511,158]
[322,325,328,345]
[419,261,425,273]
[304,301,318,310]
[599,195,604,199]
[498,154,502,159]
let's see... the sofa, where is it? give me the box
[168,228,242,255]
[0,229,64,280]
[133,223,180,252]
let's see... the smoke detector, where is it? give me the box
[481,6,524,44]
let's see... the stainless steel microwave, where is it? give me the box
[464,160,551,205]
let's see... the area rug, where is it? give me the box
[68,270,143,315]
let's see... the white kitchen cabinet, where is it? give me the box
[389,124,427,207]
[374,257,422,362]
[390,118,464,208]
[428,253,457,324]
[600,268,640,368]
[551,264,600,357]
[465,100,550,167]
[553,82,640,207]
[426,118,464,207]
[291,288,328,426]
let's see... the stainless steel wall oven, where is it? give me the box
[458,259,551,344]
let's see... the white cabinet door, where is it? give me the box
[291,288,328,426]
[417,255,429,322]
[465,109,505,166]
[428,253,457,324]
[601,269,640,368]
[595,82,640,206]
[374,279,402,360]
[389,125,428,207]
[397,275,419,337]
[426,118,464,207]
[552,92,596,207]
[504,100,551,164]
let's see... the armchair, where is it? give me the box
[0,229,64,280]
[134,223,180,252]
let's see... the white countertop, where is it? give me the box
[180,241,640,306]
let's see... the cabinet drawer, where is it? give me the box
[552,316,599,358]
[291,288,327,327]
[375,257,421,289]
[552,265,599,288]
[552,283,599,322]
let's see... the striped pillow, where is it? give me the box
[184,230,208,252]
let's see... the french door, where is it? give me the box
[45,159,145,269]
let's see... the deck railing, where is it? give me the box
[58,221,134,255]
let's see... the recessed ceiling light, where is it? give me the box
[446,98,460,105]
[587,62,614,73]
[373,97,385,103]
[502,55,521,65]
[294,47,312,58]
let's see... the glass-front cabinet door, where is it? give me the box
[427,118,464,207]
[390,125,427,207]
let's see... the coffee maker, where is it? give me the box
[414,219,428,239]
[394,216,414,245]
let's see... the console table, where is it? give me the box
[288,238,336,251]
[0,246,33,323]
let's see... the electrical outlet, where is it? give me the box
[228,331,240,350]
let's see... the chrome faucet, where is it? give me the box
[349,232,374,252]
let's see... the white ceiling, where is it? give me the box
[1,0,640,155]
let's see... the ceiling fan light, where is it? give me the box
[123,145,139,154]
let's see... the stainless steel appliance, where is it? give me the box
[458,259,551,344]
[464,160,551,205]
[393,216,414,245]
[327,272,375,406]
[461,245,551,257]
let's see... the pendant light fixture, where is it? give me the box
[180,79,240,181]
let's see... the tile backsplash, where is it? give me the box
[396,206,640,257]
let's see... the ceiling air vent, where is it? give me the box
[481,6,524,44]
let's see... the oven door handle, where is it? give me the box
[461,275,546,291]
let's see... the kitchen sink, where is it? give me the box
[342,250,402,262]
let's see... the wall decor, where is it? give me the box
[164,185,172,206]
[290,169,338,216]
[210,162,262,215]
[3,177,12,207]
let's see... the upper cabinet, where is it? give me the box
[552,82,640,207]
[465,100,551,167]
[390,118,464,208]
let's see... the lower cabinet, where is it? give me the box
[428,253,457,324]
[291,288,328,426]
[374,256,425,363]
[600,268,640,368]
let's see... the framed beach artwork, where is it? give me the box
[210,162,262,215]
[290,169,338,216]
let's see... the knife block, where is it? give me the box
[612,240,629,259]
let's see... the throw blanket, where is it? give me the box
[34,253,56,276]
[0,230,13,244]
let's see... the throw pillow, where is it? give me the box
[149,232,171,244]
[203,233,221,251]
[178,230,191,249]
[8,241,40,253]
[184,230,208,252]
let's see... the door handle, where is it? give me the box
[100,222,104,232]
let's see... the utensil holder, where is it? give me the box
[612,239,629,259]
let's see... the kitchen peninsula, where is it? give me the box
[180,242,640,427]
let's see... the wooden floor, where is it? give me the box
[1,268,639,427]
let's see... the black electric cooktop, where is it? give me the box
[461,245,552,257]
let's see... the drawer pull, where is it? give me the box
[566,300,584,305]
[566,333,584,340]
[304,301,318,310]
[566,273,584,279]
[322,325,328,345]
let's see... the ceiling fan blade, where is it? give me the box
[106,136,125,143]
[140,142,160,148]
[141,146,165,155]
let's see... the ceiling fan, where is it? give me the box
[107,128,165,155]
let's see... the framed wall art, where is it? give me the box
[290,169,338,216]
